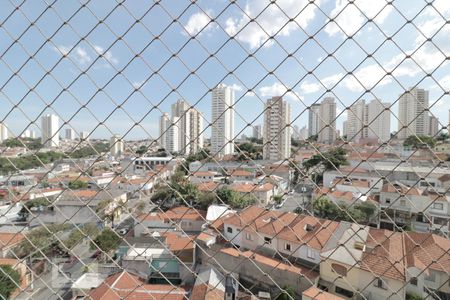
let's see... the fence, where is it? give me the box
[0,0,450,299]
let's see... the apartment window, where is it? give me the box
[245,233,252,241]
[385,198,391,204]
[434,217,448,226]
[264,237,271,244]
[307,248,315,259]
[335,286,354,298]
[227,227,233,234]
[284,243,291,251]
[433,203,444,210]
[400,199,406,206]
[410,277,418,286]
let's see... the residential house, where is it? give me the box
[0,232,24,258]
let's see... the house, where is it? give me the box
[134,206,207,237]
[189,171,217,184]
[0,258,30,298]
[229,182,277,205]
[0,232,25,258]
[302,286,345,300]
[85,270,189,300]
[190,266,239,300]
[28,189,128,227]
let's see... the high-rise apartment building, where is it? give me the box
[159,112,170,149]
[308,103,321,138]
[299,126,308,140]
[252,125,262,140]
[65,128,76,140]
[397,88,429,139]
[345,99,391,143]
[211,84,235,157]
[41,114,60,147]
[166,117,180,153]
[318,97,337,144]
[166,100,204,155]
[110,135,124,157]
[80,131,89,141]
[0,123,8,142]
[263,97,291,161]
[429,115,439,137]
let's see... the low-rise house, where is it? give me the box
[229,182,277,205]
[189,171,217,184]
[190,266,239,300]
[0,232,24,258]
[323,168,383,193]
[134,206,207,237]
[28,189,127,226]
[379,182,450,236]
[85,270,189,300]
[227,169,255,182]
[0,258,30,298]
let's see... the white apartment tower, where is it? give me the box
[80,131,89,141]
[263,97,291,160]
[253,125,262,140]
[41,114,60,147]
[345,99,391,143]
[166,117,180,153]
[429,115,439,137]
[110,135,124,157]
[397,88,430,139]
[308,103,321,138]
[211,84,235,157]
[171,99,204,155]
[318,97,337,144]
[159,112,170,149]
[65,128,76,140]
[0,123,8,142]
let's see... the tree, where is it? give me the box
[354,201,377,223]
[313,197,339,219]
[303,148,348,173]
[197,192,216,210]
[0,265,20,299]
[406,292,424,300]
[436,132,449,141]
[91,228,121,253]
[65,224,100,249]
[403,135,436,149]
[68,180,88,190]
[272,194,284,204]
[16,224,70,258]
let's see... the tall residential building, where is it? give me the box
[188,108,204,154]
[110,135,124,157]
[30,130,36,139]
[171,99,204,155]
[41,114,60,147]
[263,97,291,160]
[365,99,391,143]
[397,88,430,139]
[80,131,89,140]
[21,130,31,138]
[166,117,180,153]
[211,84,235,157]
[0,123,8,142]
[65,128,76,140]
[308,103,321,138]
[345,99,391,143]
[159,112,170,149]
[346,100,366,142]
[429,115,439,137]
[299,126,308,140]
[318,97,337,144]
[252,125,262,140]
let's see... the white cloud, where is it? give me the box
[299,81,321,94]
[321,73,344,88]
[225,0,320,49]
[325,0,392,37]
[230,83,243,92]
[184,10,214,36]
[54,45,91,66]
[258,82,300,100]
[93,45,119,65]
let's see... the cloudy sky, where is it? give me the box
[1,0,450,140]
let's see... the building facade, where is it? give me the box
[110,135,124,157]
[262,97,291,160]
[41,114,60,147]
[308,103,321,138]
[318,97,336,144]
[397,88,430,139]
[211,84,235,157]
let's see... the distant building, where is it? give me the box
[429,115,439,137]
[0,123,8,142]
[346,100,366,142]
[211,84,235,157]
[80,131,89,141]
[299,126,308,140]
[166,117,180,153]
[159,112,170,149]
[397,88,429,139]
[110,135,124,157]
[41,114,60,147]
[252,124,262,139]
[65,128,76,140]
[171,99,203,155]
[263,97,291,160]
[308,103,321,138]
[318,97,336,144]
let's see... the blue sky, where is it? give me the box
[1,0,450,140]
